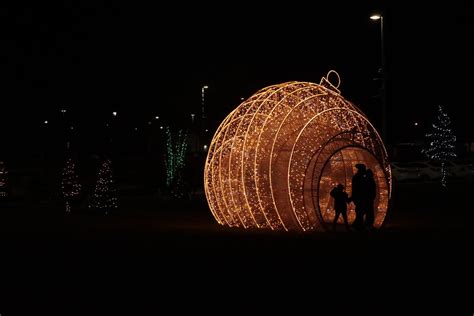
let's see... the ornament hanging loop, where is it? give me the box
[319,70,341,94]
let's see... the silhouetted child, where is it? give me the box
[330,184,350,231]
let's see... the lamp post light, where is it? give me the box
[201,85,208,120]
[201,85,209,153]
[370,14,387,144]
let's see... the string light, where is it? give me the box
[422,105,457,187]
[165,127,188,198]
[88,159,118,213]
[204,71,392,231]
[0,161,8,197]
[61,158,81,212]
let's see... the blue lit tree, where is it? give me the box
[164,127,188,198]
[88,159,118,214]
[422,105,457,186]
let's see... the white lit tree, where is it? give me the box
[0,161,8,197]
[422,105,457,187]
[61,158,82,212]
[88,159,118,214]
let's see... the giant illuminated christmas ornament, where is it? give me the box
[204,71,392,231]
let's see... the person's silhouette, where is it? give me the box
[330,184,350,231]
[351,163,367,231]
[364,169,376,229]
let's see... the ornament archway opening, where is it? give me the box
[306,146,389,231]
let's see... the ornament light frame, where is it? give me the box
[204,71,392,231]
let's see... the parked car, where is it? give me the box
[391,162,422,182]
[391,161,443,182]
[424,161,457,179]
[451,159,474,180]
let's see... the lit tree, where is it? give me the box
[88,159,118,214]
[164,127,188,198]
[422,105,457,187]
[61,158,82,212]
[0,161,8,198]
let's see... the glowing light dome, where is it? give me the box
[204,71,391,231]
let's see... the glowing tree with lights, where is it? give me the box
[0,161,8,198]
[164,127,188,198]
[88,159,118,214]
[422,105,457,187]
[61,158,82,212]
[204,71,392,232]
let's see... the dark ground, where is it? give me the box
[0,180,471,314]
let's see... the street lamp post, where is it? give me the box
[370,14,387,144]
[201,85,209,153]
[201,85,209,120]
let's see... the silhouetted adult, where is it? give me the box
[351,163,367,231]
[364,169,376,229]
[330,184,350,231]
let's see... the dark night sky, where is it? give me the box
[0,0,473,157]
